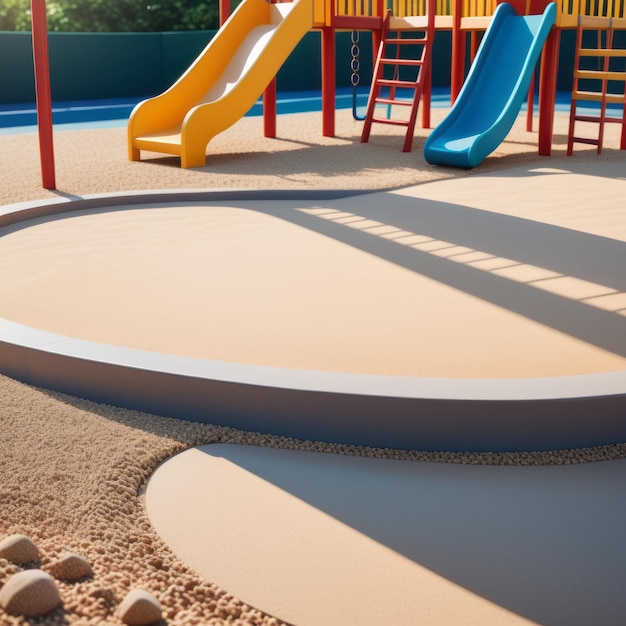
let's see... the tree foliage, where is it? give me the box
[0,0,219,32]
[0,0,31,30]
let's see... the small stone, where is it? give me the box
[0,569,62,618]
[48,552,93,581]
[118,589,163,625]
[0,534,40,565]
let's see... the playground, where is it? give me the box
[1,0,626,623]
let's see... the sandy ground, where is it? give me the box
[1,106,626,625]
[3,106,625,205]
[2,173,626,379]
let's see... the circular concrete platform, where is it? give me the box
[145,444,626,626]
[1,182,625,451]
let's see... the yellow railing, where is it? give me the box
[333,0,626,24]
[392,0,450,16]
[558,0,626,26]
[581,0,625,17]
[391,0,496,19]
[462,0,498,16]
[334,0,385,17]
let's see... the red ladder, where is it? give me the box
[361,4,435,153]
[567,15,626,155]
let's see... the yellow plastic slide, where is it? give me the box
[128,0,313,168]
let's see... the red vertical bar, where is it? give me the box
[538,28,560,156]
[322,26,336,137]
[526,73,535,132]
[30,0,56,190]
[421,62,432,129]
[470,30,479,60]
[450,0,464,102]
[371,28,381,62]
[263,78,277,138]
[421,0,435,129]
[220,0,231,24]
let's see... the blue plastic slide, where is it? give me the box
[424,2,556,168]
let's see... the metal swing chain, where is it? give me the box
[351,30,366,121]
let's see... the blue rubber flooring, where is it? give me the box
[0,87,450,135]
[0,87,603,136]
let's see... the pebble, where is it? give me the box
[0,569,62,618]
[48,552,93,581]
[0,534,39,564]
[118,588,163,625]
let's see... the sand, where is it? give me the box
[1,106,626,625]
[2,174,626,380]
[3,106,624,206]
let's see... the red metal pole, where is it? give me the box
[219,0,230,24]
[538,28,560,156]
[421,59,432,129]
[450,0,464,102]
[263,78,277,138]
[420,0,435,129]
[470,31,479,60]
[526,73,535,132]
[321,26,336,137]
[30,0,56,190]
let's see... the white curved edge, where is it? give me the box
[0,188,378,228]
[1,316,626,402]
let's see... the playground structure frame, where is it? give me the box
[232,0,626,154]
[28,0,626,185]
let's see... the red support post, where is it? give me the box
[263,78,277,138]
[371,29,381,65]
[526,73,535,132]
[30,0,56,190]
[450,0,464,102]
[538,27,560,156]
[219,0,231,25]
[321,26,336,137]
[470,31,479,60]
[421,60,432,129]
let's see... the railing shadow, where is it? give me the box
[246,182,626,358]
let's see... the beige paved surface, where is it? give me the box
[1,163,625,378]
[147,443,626,626]
[1,107,626,626]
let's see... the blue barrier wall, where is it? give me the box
[0,28,583,106]
[1,29,455,104]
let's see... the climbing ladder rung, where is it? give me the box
[370,117,412,127]
[376,78,420,88]
[380,58,424,66]
[574,70,626,81]
[574,115,623,124]
[570,136,601,146]
[383,37,428,45]
[572,113,610,123]
[579,48,626,57]
[572,91,626,104]
[375,98,413,106]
